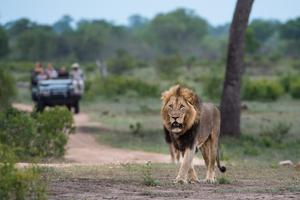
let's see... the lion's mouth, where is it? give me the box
[171,122,183,133]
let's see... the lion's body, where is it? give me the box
[161,85,226,184]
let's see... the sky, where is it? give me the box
[0,0,299,26]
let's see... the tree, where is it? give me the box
[220,0,254,137]
[279,17,300,57]
[0,26,9,58]
[149,8,208,56]
[15,26,57,60]
[53,15,73,34]
[249,19,280,43]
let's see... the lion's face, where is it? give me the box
[161,85,200,135]
[165,96,189,133]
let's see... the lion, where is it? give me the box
[161,85,226,184]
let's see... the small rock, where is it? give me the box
[279,160,294,166]
[295,162,300,170]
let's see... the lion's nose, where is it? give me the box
[172,117,179,121]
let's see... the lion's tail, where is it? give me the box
[217,145,226,173]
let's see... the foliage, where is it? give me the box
[217,176,231,184]
[142,162,160,186]
[280,17,300,57]
[0,26,9,58]
[202,73,224,100]
[0,108,37,158]
[0,145,46,200]
[107,49,136,74]
[155,54,183,78]
[0,107,74,159]
[289,78,300,99]
[249,19,280,43]
[148,8,208,55]
[2,11,300,62]
[0,68,16,110]
[34,107,74,157]
[129,122,143,137]
[280,73,299,92]
[259,122,291,147]
[245,27,260,54]
[242,78,284,101]
[86,75,159,99]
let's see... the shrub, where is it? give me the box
[0,145,46,200]
[242,78,284,101]
[155,54,182,78]
[260,122,291,146]
[0,107,74,159]
[142,162,160,186]
[202,74,224,100]
[280,73,299,92]
[290,78,300,99]
[35,107,74,157]
[217,176,231,184]
[129,122,143,137]
[0,68,16,110]
[107,49,136,74]
[0,108,37,159]
[86,75,159,99]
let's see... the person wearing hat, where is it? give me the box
[70,63,84,94]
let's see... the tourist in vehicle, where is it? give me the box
[45,63,58,79]
[58,66,69,79]
[70,63,84,93]
[36,68,48,81]
[31,62,43,86]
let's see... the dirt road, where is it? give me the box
[13,103,203,165]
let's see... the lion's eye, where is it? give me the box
[180,105,185,110]
[168,104,173,109]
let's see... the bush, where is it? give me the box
[86,75,159,99]
[202,74,224,100]
[280,73,299,92]
[0,108,37,159]
[0,107,74,159]
[242,78,284,101]
[107,49,136,74]
[259,122,291,147]
[0,145,46,200]
[290,78,300,99]
[142,162,160,186]
[34,107,74,157]
[155,54,182,78]
[0,68,16,110]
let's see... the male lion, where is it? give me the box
[161,85,226,184]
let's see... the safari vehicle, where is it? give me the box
[32,79,84,113]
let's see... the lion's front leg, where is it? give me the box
[188,164,200,183]
[175,147,195,184]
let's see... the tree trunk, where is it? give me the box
[220,0,254,137]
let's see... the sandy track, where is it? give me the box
[13,103,203,165]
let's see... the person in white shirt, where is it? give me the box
[46,63,58,79]
[70,63,84,94]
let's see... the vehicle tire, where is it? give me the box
[74,101,80,114]
[36,101,45,112]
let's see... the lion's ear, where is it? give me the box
[184,89,201,109]
[161,90,170,104]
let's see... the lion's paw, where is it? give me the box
[204,178,217,184]
[174,177,188,184]
[188,178,200,184]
